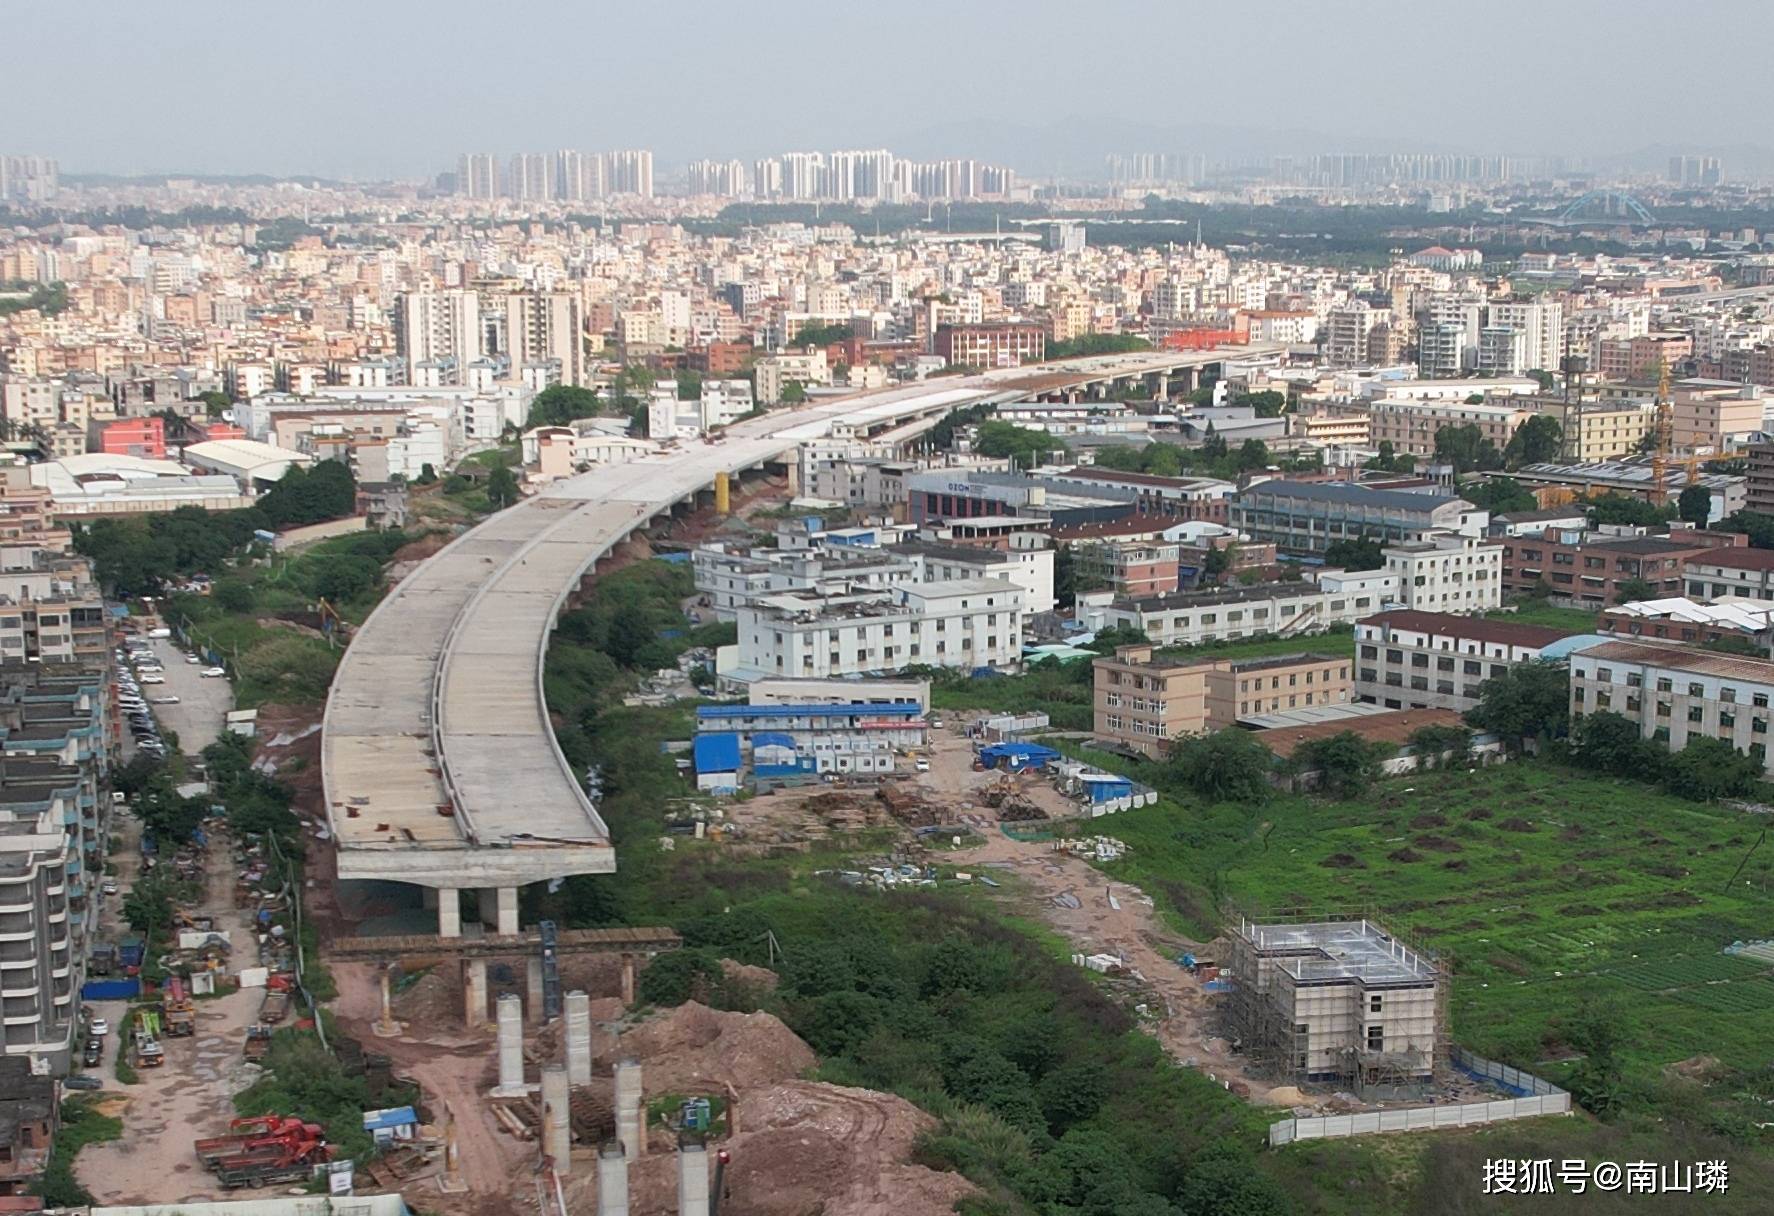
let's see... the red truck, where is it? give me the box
[194,1117,316,1168]
[214,1138,333,1190]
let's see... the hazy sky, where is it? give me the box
[8,0,1773,178]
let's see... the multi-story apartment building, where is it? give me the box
[1499,527,1741,607]
[1747,443,1774,514]
[730,579,1023,682]
[1363,398,1526,459]
[1092,580,1386,647]
[1229,480,1484,555]
[1070,538,1180,599]
[1671,379,1765,455]
[900,541,1055,615]
[0,662,113,1075]
[396,291,483,385]
[934,323,1046,369]
[1569,641,1774,775]
[1092,644,1352,758]
[754,350,829,404]
[1683,547,1774,601]
[506,293,586,387]
[1523,399,1650,462]
[1354,610,1574,713]
[1597,332,1691,382]
[1376,532,1503,613]
[1324,301,1389,367]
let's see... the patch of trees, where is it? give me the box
[1090,434,1308,482]
[1323,536,1384,571]
[1501,414,1562,468]
[1586,492,1675,528]
[1568,710,1764,802]
[793,321,853,346]
[1290,731,1394,798]
[74,463,358,595]
[1364,440,1415,474]
[1161,729,1275,805]
[973,420,1066,469]
[1434,423,1502,474]
[0,281,68,317]
[1045,333,1152,359]
[1466,660,1571,747]
[526,384,602,427]
[1458,476,1537,515]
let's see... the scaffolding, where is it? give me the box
[1220,908,1450,1093]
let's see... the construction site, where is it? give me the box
[1219,915,1450,1101]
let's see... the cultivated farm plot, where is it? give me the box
[1093,763,1774,1080]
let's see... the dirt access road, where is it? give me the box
[78,823,267,1204]
[916,720,1278,1100]
[330,961,530,1214]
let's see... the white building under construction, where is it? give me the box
[1225,917,1446,1093]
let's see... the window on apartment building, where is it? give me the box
[1657,701,1672,718]
[1359,668,1377,683]
[1758,693,1771,708]
[1656,678,1673,693]
[1386,673,1403,687]
[1437,657,1454,672]
[1574,687,1586,704]
[1369,994,1383,1014]
[1689,683,1705,698]
[1366,1026,1385,1052]
[1753,743,1768,763]
[1386,649,1403,664]
[1654,726,1671,743]
[1689,705,1705,723]
[1627,673,1643,688]
[1721,711,1736,729]
[1340,665,1349,679]
[1721,687,1737,703]
[1411,654,1429,668]
[1411,676,1429,691]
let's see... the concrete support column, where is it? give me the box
[496,886,520,936]
[439,1106,467,1193]
[542,1064,572,1177]
[614,1059,644,1161]
[527,956,546,1025]
[565,991,592,1085]
[597,1144,629,1216]
[436,886,461,938]
[619,953,636,1007]
[492,993,526,1095]
[677,1142,710,1216]
[463,959,488,1028]
[374,965,401,1036]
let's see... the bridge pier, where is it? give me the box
[527,955,547,1025]
[464,959,488,1027]
[620,953,636,1007]
[435,886,461,938]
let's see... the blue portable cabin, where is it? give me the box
[751,730,815,778]
[1078,772,1134,804]
[978,742,1062,772]
[692,732,742,793]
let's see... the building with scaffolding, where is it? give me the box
[1224,917,1447,1096]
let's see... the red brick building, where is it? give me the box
[92,415,165,459]
[1500,526,1743,608]
[935,322,1046,369]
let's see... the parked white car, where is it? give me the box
[200,667,227,678]
[149,695,181,704]
[140,674,165,684]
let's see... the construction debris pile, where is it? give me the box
[977,773,1049,823]
[1053,835,1129,861]
[875,783,941,828]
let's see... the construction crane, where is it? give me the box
[1649,361,1673,506]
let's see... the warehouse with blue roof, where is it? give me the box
[693,696,929,785]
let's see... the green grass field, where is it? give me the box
[1085,763,1774,1100]
[1487,602,1602,632]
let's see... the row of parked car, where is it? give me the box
[117,635,176,758]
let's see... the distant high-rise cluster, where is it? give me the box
[0,155,59,203]
[680,149,1016,202]
[1668,155,1723,186]
[455,149,654,201]
[1106,153,1208,185]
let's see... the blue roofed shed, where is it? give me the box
[693,732,742,792]
[978,742,1062,772]
[363,1105,420,1145]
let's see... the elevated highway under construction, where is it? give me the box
[320,345,1276,938]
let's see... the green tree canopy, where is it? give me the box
[1292,731,1393,798]
[1458,475,1538,515]
[1503,414,1563,468]
[974,420,1065,469]
[526,384,602,427]
[1434,423,1503,474]
[1164,729,1275,805]
[1677,483,1712,527]
[1466,660,1570,745]
[1587,492,1674,528]
[1323,536,1384,571]
[1663,736,1764,802]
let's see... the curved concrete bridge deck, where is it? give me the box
[321,348,1266,894]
